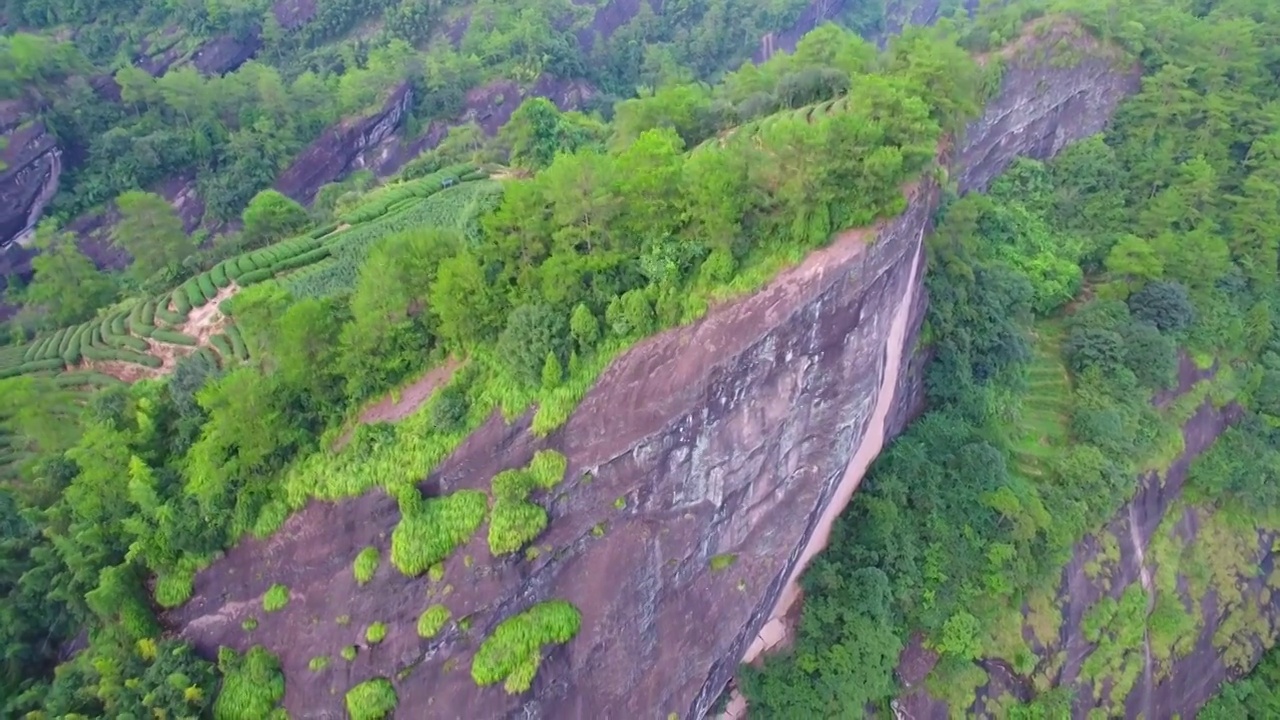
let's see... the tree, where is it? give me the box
[1102,234,1163,298]
[1065,326,1126,376]
[496,304,569,387]
[241,189,309,246]
[112,191,194,282]
[21,224,118,328]
[569,304,600,350]
[1122,322,1177,389]
[1128,281,1195,333]
[430,251,505,352]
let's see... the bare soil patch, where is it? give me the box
[333,358,462,449]
[180,283,239,345]
[81,359,161,383]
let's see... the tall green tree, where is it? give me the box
[112,191,194,282]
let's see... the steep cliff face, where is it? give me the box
[274,84,416,205]
[168,45,1138,720]
[0,101,61,250]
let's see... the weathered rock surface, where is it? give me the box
[274,83,416,204]
[0,101,61,250]
[168,40,1138,720]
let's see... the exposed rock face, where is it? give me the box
[0,101,61,250]
[168,43,1139,720]
[274,83,415,204]
[191,32,262,75]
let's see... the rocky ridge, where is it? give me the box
[166,33,1138,720]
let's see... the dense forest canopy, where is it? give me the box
[4,0,1280,716]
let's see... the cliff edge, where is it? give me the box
[167,37,1139,720]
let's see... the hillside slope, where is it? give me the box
[165,28,1136,719]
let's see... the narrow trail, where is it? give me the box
[723,229,925,719]
[1129,501,1156,720]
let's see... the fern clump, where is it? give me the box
[353,546,380,585]
[417,604,452,639]
[345,677,397,720]
[471,600,581,694]
[390,489,487,576]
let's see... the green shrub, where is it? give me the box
[211,334,234,362]
[341,645,357,661]
[309,222,340,239]
[366,621,388,644]
[211,263,229,287]
[345,677,397,720]
[527,450,567,489]
[471,600,581,694]
[81,346,162,368]
[0,358,66,378]
[198,273,218,300]
[390,489,487,576]
[108,311,128,337]
[154,568,195,608]
[155,296,187,326]
[107,334,151,352]
[488,500,548,556]
[174,288,193,315]
[236,255,259,275]
[225,324,249,360]
[417,604,451,639]
[213,646,285,720]
[53,371,120,388]
[263,583,290,612]
[242,617,258,631]
[140,299,156,327]
[270,246,330,274]
[308,655,330,672]
[152,329,199,346]
[40,328,66,360]
[239,268,274,285]
[354,546,380,585]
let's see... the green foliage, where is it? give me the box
[341,646,358,661]
[243,190,311,245]
[709,554,737,571]
[151,329,199,346]
[471,600,581,694]
[345,677,397,720]
[390,489,488,576]
[262,584,290,612]
[418,604,452,638]
[212,646,285,720]
[488,501,549,556]
[113,191,196,282]
[154,568,195,608]
[354,546,380,585]
[308,655,330,672]
[366,621,388,644]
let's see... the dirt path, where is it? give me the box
[181,283,239,344]
[724,229,925,719]
[333,358,462,449]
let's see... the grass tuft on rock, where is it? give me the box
[354,546,380,585]
[262,583,290,612]
[472,600,581,694]
[418,604,452,639]
[345,677,398,720]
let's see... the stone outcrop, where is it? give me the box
[274,83,416,204]
[191,32,263,76]
[168,35,1139,720]
[0,101,61,250]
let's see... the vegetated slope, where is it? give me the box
[1,19,992,717]
[0,0,929,259]
[739,0,1280,716]
[161,20,1137,720]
